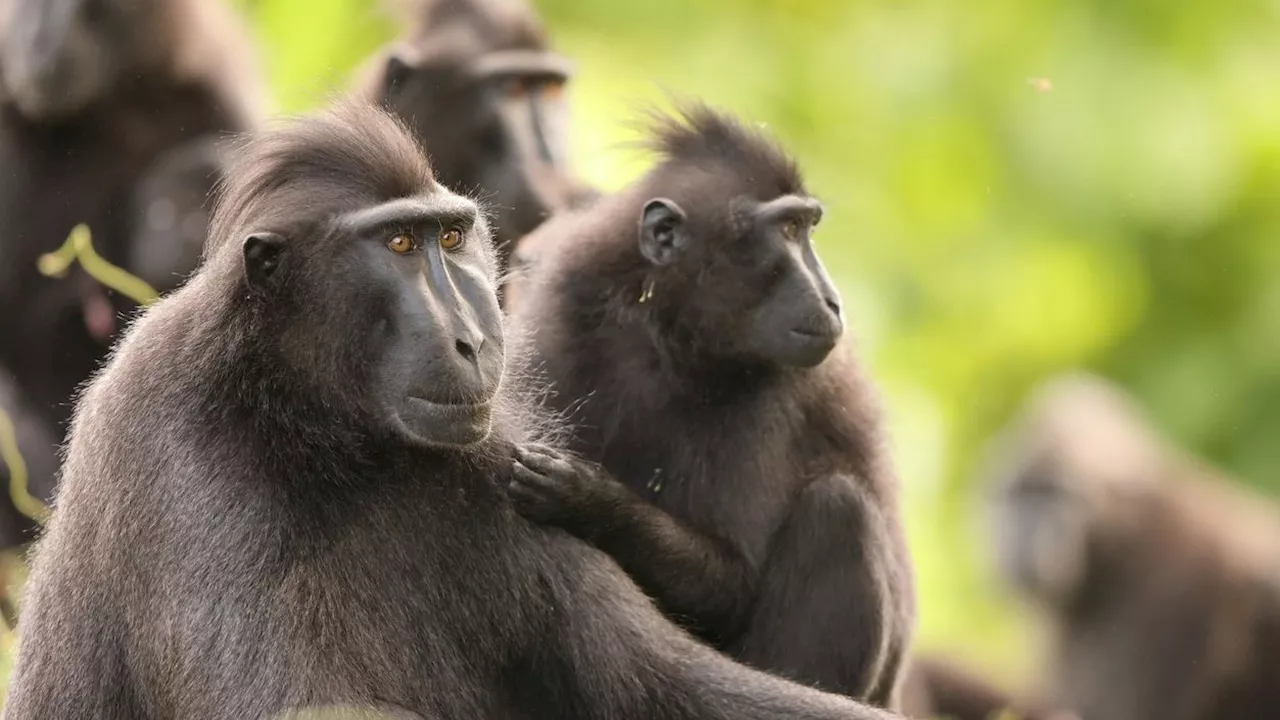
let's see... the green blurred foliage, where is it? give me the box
[5,0,1278,701]
[236,0,1280,683]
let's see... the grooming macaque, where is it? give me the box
[506,102,915,708]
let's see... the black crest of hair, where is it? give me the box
[506,102,917,710]
[639,99,805,200]
[0,0,264,558]
[4,100,900,720]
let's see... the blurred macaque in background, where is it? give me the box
[986,374,1280,720]
[355,0,595,273]
[0,0,265,612]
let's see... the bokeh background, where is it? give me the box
[7,0,1280,699]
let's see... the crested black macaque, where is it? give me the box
[360,0,596,270]
[987,373,1280,720]
[899,656,1078,720]
[4,102,903,720]
[505,103,916,708]
[0,0,263,544]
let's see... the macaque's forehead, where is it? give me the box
[1019,375,1162,495]
[207,104,440,253]
[422,0,547,45]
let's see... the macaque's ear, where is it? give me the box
[383,47,418,99]
[242,232,286,291]
[638,198,688,267]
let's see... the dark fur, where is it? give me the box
[359,0,596,270]
[4,102,903,720]
[988,374,1280,720]
[506,103,916,707]
[0,0,262,548]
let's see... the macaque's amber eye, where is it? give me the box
[439,227,465,251]
[387,233,416,254]
[782,220,801,240]
[541,80,565,100]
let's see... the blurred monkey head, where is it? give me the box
[984,374,1164,609]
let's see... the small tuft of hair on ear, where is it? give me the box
[634,97,806,198]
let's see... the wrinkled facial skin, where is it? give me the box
[380,49,576,249]
[243,193,505,449]
[1,0,131,119]
[640,192,844,368]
